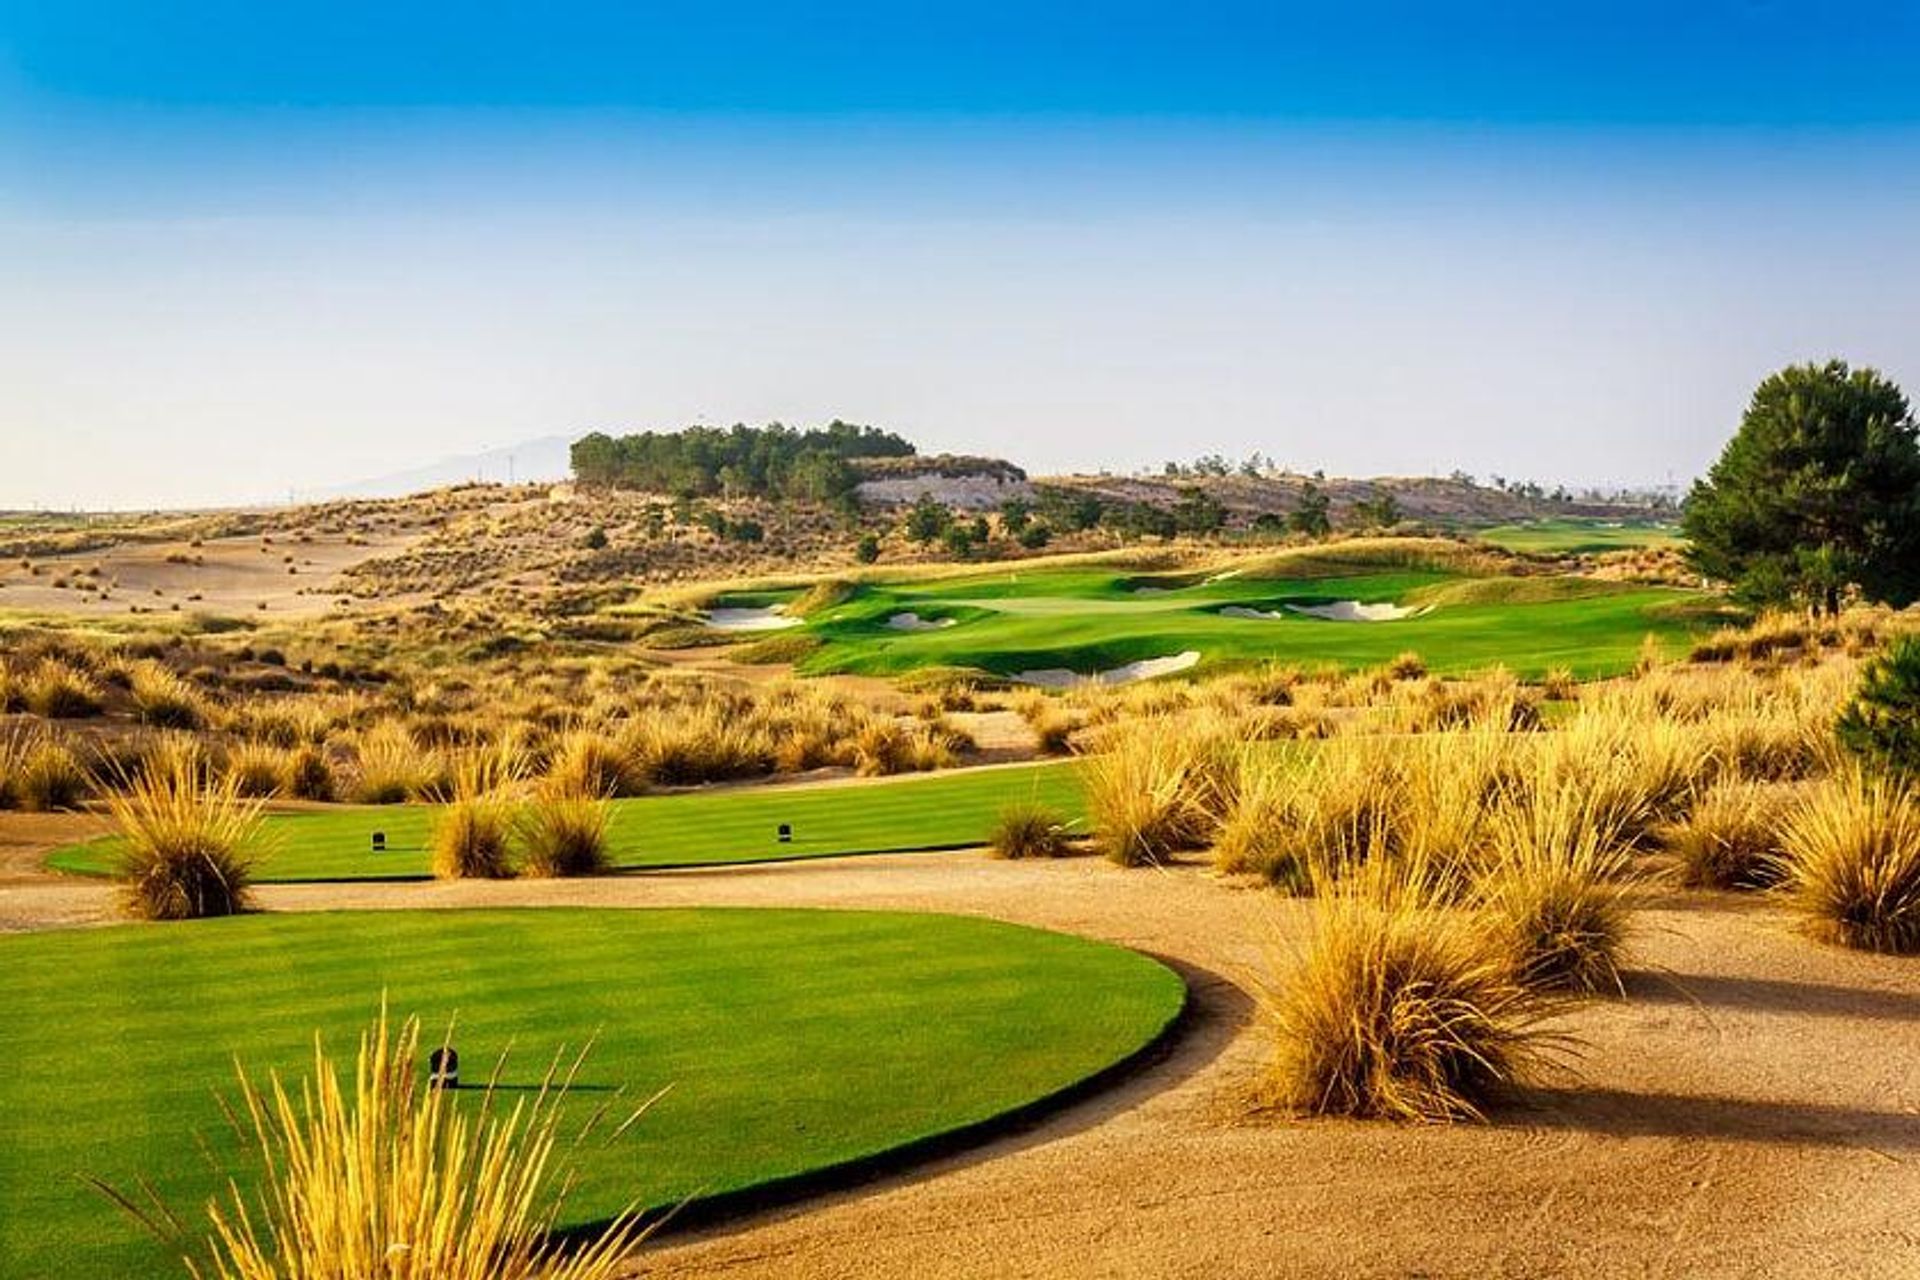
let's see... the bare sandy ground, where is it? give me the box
[0,528,418,619]
[3,825,1916,1278]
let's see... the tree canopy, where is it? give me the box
[1684,361,1920,612]
[570,422,914,504]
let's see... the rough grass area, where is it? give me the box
[0,908,1184,1280]
[697,560,1708,682]
[48,760,1089,882]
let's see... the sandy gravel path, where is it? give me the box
[3,829,1916,1278]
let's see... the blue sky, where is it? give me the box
[4,2,1920,506]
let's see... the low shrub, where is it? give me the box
[1836,633,1920,779]
[987,802,1075,859]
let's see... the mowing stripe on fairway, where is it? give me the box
[48,758,1090,883]
[0,907,1185,1280]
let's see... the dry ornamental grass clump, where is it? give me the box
[1264,890,1567,1123]
[127,661,208,730]
[1666,779,1797,890]
[987,802,1075,859]
[109,750,261,920]
[103,1007,655,1280]
[430,752,523,880]
[1476,777,1632,994]
[1085,717,1236,866]
[1776,773,1920,954]
[516,791,613,877]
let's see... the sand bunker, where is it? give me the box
[887,612,957,632]
[704,606,802,632]
[1014,651,1201,688]
[1289,600,1424,622]
[1219,600,1424,623]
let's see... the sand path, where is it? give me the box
[2,829,1916,1278]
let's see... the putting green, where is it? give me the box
[48,759,1088,883]
[1474,518,1682,556]
[747,562,1711,680]
[0,908,1184,1279]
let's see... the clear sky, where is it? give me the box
[4,2,1920,508]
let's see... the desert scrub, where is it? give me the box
[1264,892,1564,1122]
[134,1007,651,1280]
[1775,773,1920,953]
[108,751,261,920]
[429,754,522,881]
[987,802,1075,859]
[515,792,612,877]
[1477,780,1632,994]
[127,660,206,730]
[22,659,103,718]
[280,744,336,801]
[222,741,286,798]
[1836,632,1920,779]
[1665,779,1796,889]
[3,734,91,811]
[1085,718,1234,866]
[545,731,647,798]
[350,723,438,804]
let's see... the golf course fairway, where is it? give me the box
[46,759,1088,882]
[0,908,1184,1279]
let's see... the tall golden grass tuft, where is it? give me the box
[545,731,647,799]
[128,661,208,730]
[1776,773,1920,954]
[178,1008,651,1279]
[1666,779,1797,890]
[108,749,261,920]
[1084,718,1234,866]
[1263,888,1565,1123]
[1477,777,1632,994]
[516,791,613,878]
[430,751,524,881]
[987,802,1075,859]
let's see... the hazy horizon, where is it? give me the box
[6,3,1920,509]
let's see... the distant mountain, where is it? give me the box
[297,435,574,501]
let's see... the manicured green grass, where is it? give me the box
[752,562,1710,681]
[0,908,1184,1279]
[49,760,1089,883]
[1474,518,1682,556]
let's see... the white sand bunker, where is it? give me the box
[1287,600,1426,622]
[704,606,802,632]
[887,612,957,632]
[1014,650,1201,688]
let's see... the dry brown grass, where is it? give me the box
[108,747,262,920]
[1262,888,1567,1123]
[1776,772,1920,954]
[168,1007,652,1279]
